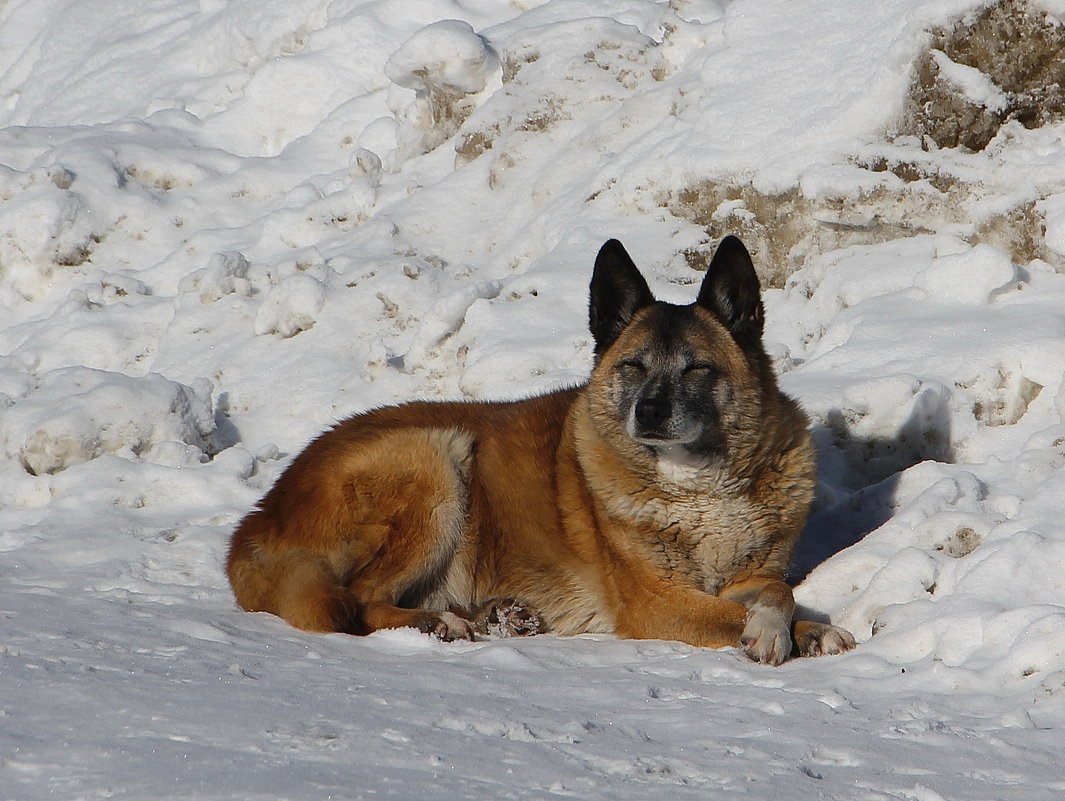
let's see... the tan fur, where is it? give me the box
[227,239,855,663]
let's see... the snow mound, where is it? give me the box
[912,242,1017,302]
[1,367,217,475]
[253,272,328,338]
[385,19,500,155]
[177,252,252,306]
[0,169,98,304]
[385,19,498,95]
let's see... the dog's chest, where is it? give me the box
[615,479,772,595]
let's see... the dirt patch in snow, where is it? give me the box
[900,0,1065,152]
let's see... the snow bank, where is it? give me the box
[0,367,217,475]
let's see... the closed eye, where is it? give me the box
[683,363,716,375]
[618,359,646,372]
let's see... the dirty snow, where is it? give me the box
[2,0,1065,799]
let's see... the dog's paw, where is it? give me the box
[792,621,856,657]
[480,599,545,638]
[739,606,792,666]
[419,611,475,642]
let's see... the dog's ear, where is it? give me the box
[696,236,764,347]
[589,239,655,357]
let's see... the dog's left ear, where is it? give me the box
[589,239,655,357]
[696,236,765,347]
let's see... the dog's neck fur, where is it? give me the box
[653,443,718,487]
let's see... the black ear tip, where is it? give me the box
[710,235,758,284]
[594,239,639,275]
[716,235,751,259]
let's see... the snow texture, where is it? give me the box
[2,1,1065,799]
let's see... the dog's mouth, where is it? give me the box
[629,420,702,447]
[633,431,686,444]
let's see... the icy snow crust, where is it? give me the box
[3,0,1065,798]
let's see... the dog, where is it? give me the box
[227,236,855,664]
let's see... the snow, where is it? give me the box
[929,49,1010,114]
[2,0,1065,798]
[384,20,498,94]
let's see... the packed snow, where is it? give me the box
[3,0,1065,798]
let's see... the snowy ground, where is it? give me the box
[3,0,1065,798]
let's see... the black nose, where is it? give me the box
[635,397,671,428]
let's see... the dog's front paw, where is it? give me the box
[418,611,475,642]
[792,621,856,657]
[739,607,792,666]
[479,598,545,638]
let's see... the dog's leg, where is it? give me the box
[228,427,476,639]
[341,428,478,639]
[610,579,749,652]
[226,540,370,634]
[609,562,801,663]
[609,574,793,664]
[225,545,476,640]
[601,565,851,664]
[360,602,475,641]
[720,577,797,666]
[722,578,857,662]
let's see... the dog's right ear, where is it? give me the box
[589,239,655,357]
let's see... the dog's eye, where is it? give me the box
[684,363,716,376]
[618,359,646,372]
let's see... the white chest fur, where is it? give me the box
[601,451,769,595]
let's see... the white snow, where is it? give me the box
[385,19,499,94]
[3,0,1065,798]
[930,49,1011,114]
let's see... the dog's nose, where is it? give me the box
[635,398,671,428]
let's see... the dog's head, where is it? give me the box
[585,237,772,462]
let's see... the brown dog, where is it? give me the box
[227,237,855,664]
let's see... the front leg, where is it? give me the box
[793,620,856,657]
[721,577,795,666]
[604,561,853,664]
[610,578,749,649]
[722,577,857,664]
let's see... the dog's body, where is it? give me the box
[227,237,855,664]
